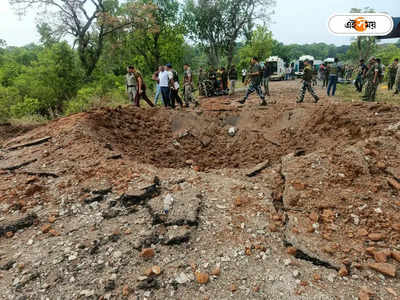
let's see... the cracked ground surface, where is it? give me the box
[0,81,400,299]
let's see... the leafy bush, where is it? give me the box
[10,96,41,118]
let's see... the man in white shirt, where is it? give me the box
[159,64,173,107]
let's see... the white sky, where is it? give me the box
[0,0,399,47]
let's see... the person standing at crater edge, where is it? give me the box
[238,57,266,106]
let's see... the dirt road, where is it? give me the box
[0,80,399,299]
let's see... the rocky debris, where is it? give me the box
[228,127,237,137]
[245,160,270,177]
[161,225,191,245]
[140,248,155,259]
[5,136,51,151]
[195,272,209,284]
[368,263,397,277]
[119,177,161,207]
[0,260,16,271]
[148,188,202,226]
[0,214,38,237]
[359,286,374,300]
[1,158,38,171]
[137,278,159,290]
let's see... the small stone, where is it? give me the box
[357,228,368,237]
[211,266,221,276]
[365,247,376,256]
[313,273,321,281]
[48,216,56,223]
[230,284,237,292]
[122,285,130,297]
[338,266,348,277]
[374,250,391,263]
[140,248,155,259]
[283,259,291,266]
[359,286,374,300]
[287,247,297,256]
[309,211,319,222]
[368,233,385,241]
[144,268,153,276]
[41,224,51,234]
[185,159,194,165]
[393,223,400,232]
[6,231,14,238]
[175,272,190,284]
[376,161,386,169]
[49,229,60,237]
[391,250,400,262]
[368,263,397,277]
[17,263,24,272]
[27,239,33,245]
[292,270,300,278]
[152,265,161,275]
[195,272,209,284]
[268,223,278,232]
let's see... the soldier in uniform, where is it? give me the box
[132,67,155,107]
[394,62,400,95]
[228,65,238,95]
[387,58,398,90]
[296,59,319,103]
[238,57,266,106]
[208,67,217,89]
[362,57,379,102]
[198,66,206,96]
[355,59,367,93]
[183,63,199,108]
[221,67,228,92]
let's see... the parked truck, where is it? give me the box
[294,55,315,77]
[266,56,285,81]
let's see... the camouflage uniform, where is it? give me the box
[198,69,207,96]
[183,67,199,107]
[388,62,398,90]
[126,72,137,103]
[240,62,266,105]
[362,62,379,102]
[394,66,400,94]
[297,64,319,103]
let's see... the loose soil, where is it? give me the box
[0,80,400,299]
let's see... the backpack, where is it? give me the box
[172,70,179,82]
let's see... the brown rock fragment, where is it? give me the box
[373,250,391,263]
[388,178,400,190]
[368,263,397,277]
[41,224,51,234]
[392,250,400,263]
[357,228,368,237]
[211,266,221,276]
[140,248,155,259]
[368,233,385,241]
[287,247,297,256]
[5,231,14,238]
[195,272,209,284]
[359,286,374,300]
[48,216,56,223]
[338,266,348,277]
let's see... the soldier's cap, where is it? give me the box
[128,65,134,69]
[166,63,172,68]
[304,59,310,63]
[369,57,376,61]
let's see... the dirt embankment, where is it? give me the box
[0,81,400,299]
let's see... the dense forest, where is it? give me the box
[1,0,400,121]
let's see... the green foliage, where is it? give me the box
[239,26,273,69]
[10,96,41,118]
[376,44,400,66]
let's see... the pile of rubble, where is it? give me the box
[0,84,400,299]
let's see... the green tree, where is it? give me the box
[239,26,273,68]
[13,42,83,115]
[184,0,275,66]
[10,0,156,78]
